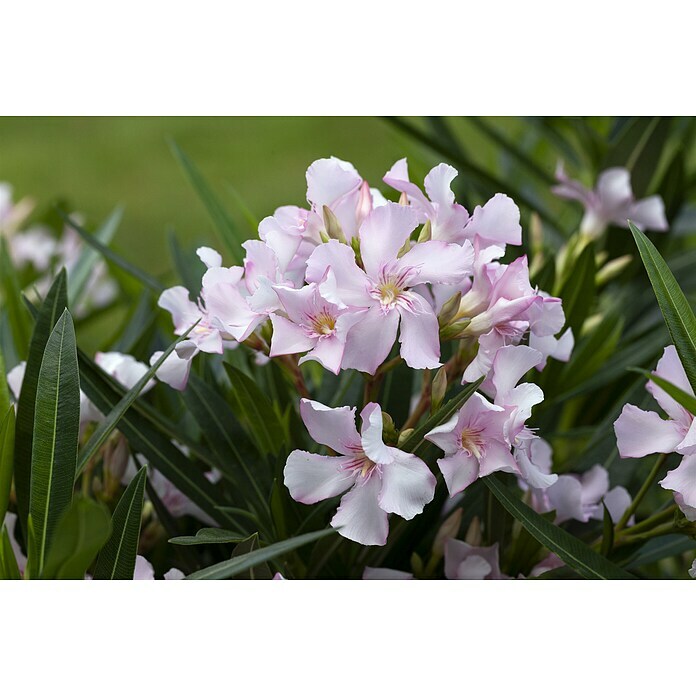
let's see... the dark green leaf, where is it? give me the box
[186,528,336,580]
[600,502,614,556]
[170,141,244,261]
[0,524,21,580]
[30,309,80,574]
[14,270,68,535]
[93,466,148,580]
[630,367,696,416]
[169,528,250,546]
[558,241,596,336]
[0,407,16,524]
[42,497,111,580]
[630,221,696,393]
[483,475,635,580]
[399,378,483,454]
[0,237,32,359]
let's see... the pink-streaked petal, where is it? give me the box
[284,451,355,504]
[398,303,441,370]
[340,305,399,375]
[299,399,361,455]
[331,476,389,546]
[269,314,316,356]
[359,402,391,465]
[464,193,522,247]
[614,404,684,458]
[306,240,371,308]
[359,202,419,279]
[396,239,474,286]
[660,454,696,508]
[438,451,480,497]
[378,449,436,519]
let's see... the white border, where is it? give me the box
[1,1,695,114]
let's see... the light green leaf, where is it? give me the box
[93,466,147,580]
[558,241,596,336]
[14,270,68,535]
[0,237,32,359]
[30,309,80,575]
[0,407,16,524]
[170,141,244,262]
[186,528,336,580]
[399,378,483,454]
[42,497,111,580]
[68,205,123,305]
[169,528,251,546]
[0,524,22,580]
[0,349,10,420]
[483,475,635,580]
[630,220,696,394]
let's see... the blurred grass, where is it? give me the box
[0,117,410,274]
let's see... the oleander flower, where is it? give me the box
[306,202,474,373]
[444,539,506,579]
[284,398,436,546]
[553,163,668,238]
[133,555,184,580]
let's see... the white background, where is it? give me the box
[1,1,695,693]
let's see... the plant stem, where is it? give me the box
[615,453,667,532]
[402,370,432,430]
[620,504,677,536]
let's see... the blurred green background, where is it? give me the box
[0,117,414,274]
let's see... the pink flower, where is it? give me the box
[269,283,365,374]
[284,399,436,546]
[133,555,184,580]
[306,202,474,373]
[444,539,506,579]
[425,392,516,496]
[553,163,668,238]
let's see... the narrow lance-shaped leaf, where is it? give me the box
[93,466,148,580]
[41,497,111,580]
[30,309,80,575]
[629,367,696,416]
[483,475,635,580]
[0,348,11,420]
[169,528,251,546]
[68,205,123,305]
[0,524,22,580]
[0,407,16,524]
[14,269,68,536]
[186,528,336,580]
[0,237,32,359]
[170,141,244,262]
[630,220,696,394]
[75,322,198,477]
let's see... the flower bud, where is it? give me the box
[417,219,432,243]
[432,508,462,557]
[465,515,482,546]
[438,291,462,328]
[397,428,414,447]
[381,411,399,445]
[398,191,409,207]
[431,366,448,413]
[596,254,632,286]
[439,318,471,341]
[322,205,347,244]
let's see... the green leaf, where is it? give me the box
[30,309,80,575]
[600,502,614,557]
[0,349,11,419]
[483,475,635,580]
[76,325,197,478]
[68,205,123,305]
[399,378,483,454]
[186,528,336,580]
[0,524,22,580]
[630,221,696,394]
[629,367,696,416]
[92,466,147,580]
[42,497,111,580]
[0,407,16,524]
[170,141,244,262]
[224,363,286,455]
[0,237,32,360]
[59,210,163,294]
[14,270,68,535]
[169,528,251,546]
[77,351,233,528]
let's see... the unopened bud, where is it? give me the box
[433,508,463,557]
[397,428,414,447]
[465,515,482,546]
[319,229,331,244]
[322,205,347,243]
[417,219,432,243]
[596,254,632,286]
[439,318,471,341]
[431,366,448,413]
[398,191,409,207]
[381,412,399,445]
[438,291,462,328]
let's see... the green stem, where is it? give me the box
[615,453,667,532]
[615,521,676,546]
[619,504,677,536]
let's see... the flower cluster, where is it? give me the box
[153,157,572,389]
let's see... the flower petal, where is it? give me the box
[614,404,684,458]
[396,239,474,286]
[437,451,480,496]
[299,399,361,455]
[341,304,399,375]
[331,475,389,546]
[464,193,522,247]
[378,449,436,519]
[661,454,696,509]
[284,451,355,504]
[269,314,316,357]
[398,301,441,369]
